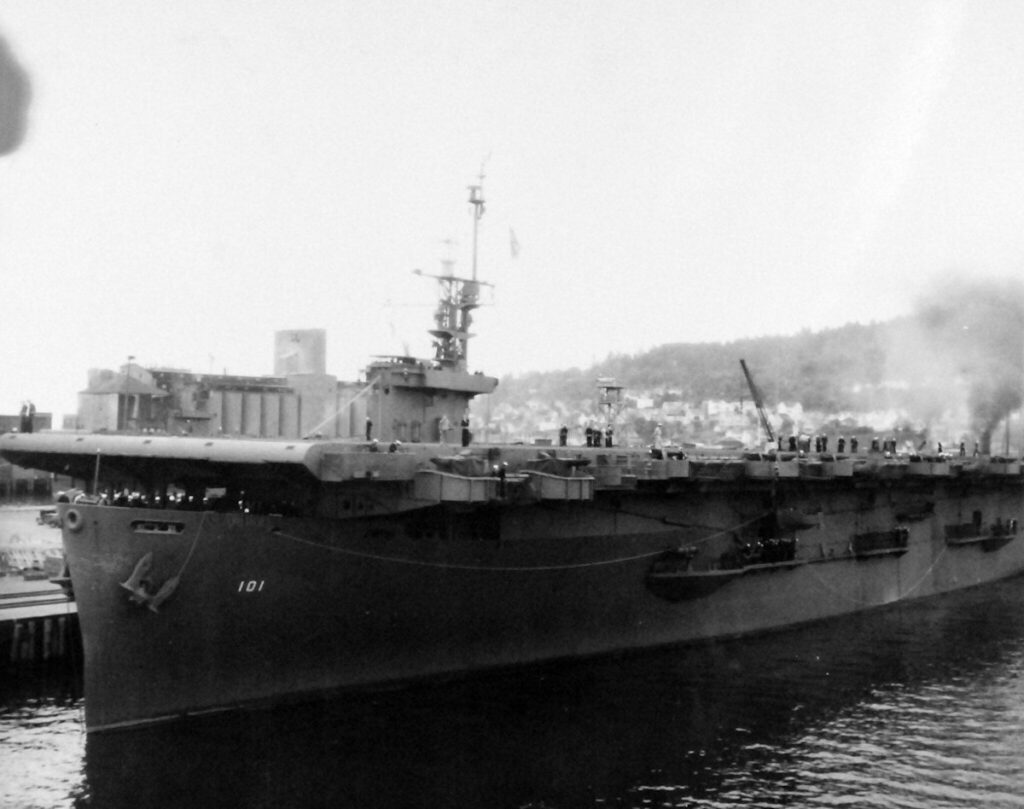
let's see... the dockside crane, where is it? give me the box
[740,359,775,447]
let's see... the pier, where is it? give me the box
[0,576,79,669]
[0,504,80,671]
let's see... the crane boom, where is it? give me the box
[740,359,775,445]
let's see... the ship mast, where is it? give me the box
[416,174,491,371]
[468,174,485,281]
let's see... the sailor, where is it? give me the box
[365,417,373,441]
[585,423,594,447]
[850,436,859,453]
[559,425,568,447]
[959,441,966,457]
[788,436,797,452]
[594,427,603,448]
[821,435,828,452]
[439,413,451,443]
[605,426,613,447]
[461,413,471,447]
[837,436,846,453]
[19,401,34,433]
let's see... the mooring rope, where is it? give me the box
[267,510,766,573]
[270,528,664,571]
[803,542,950,606]
[304,375,378,437]
[900,544,951,598]
[648,510,772,545]
[174,511,207,579]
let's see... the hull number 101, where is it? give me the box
[238,580,265,593]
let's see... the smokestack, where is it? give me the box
[0,33,31,156]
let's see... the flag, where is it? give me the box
[509,227,520,259]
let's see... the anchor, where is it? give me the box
[120,552,154,605]
[120,553,180,612]
[146,575,180,613]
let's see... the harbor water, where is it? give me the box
[3,573,1024,808]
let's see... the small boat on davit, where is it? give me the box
[3,182,1024,732]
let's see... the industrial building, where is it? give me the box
[73,329,367,440]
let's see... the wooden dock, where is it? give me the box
[0,575,80,669]
[0,503,80,669]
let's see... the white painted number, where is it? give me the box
[237,580,265,593]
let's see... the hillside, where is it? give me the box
[483,293,1023,451]
[490,320,897,414]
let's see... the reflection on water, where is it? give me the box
[4,577,1024,808]
[0,671,85,808]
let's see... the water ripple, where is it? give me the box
[0,693,87,809]
[4,578,1024,808]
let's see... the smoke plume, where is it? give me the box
[897,276,1024,453]
[0,33,31,156]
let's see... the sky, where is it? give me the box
[1,0,1024,423]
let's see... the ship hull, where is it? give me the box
[59,474,1024,732]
